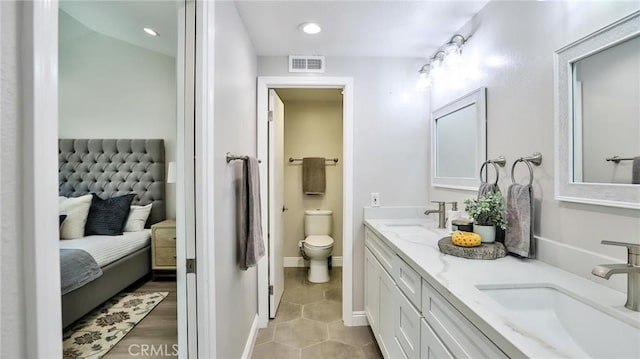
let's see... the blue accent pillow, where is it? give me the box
[59,215,67,228]
[84,193,135,236]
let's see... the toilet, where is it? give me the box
[302,209,335,283]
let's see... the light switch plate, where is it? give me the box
[371,193,380,207]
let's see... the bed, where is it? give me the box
[58,139,166,328]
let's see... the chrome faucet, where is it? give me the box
[592,240,640,311]
[424,201,455,229]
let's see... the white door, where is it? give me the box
[268,89,285,318]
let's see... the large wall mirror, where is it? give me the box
[555,10,640,209]
[431,87,487,191]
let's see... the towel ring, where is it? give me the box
[479,161,500,185]
[511,158,534,186]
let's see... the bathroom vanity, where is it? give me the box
[364,218,640,358]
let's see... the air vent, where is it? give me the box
[288,55,325,73]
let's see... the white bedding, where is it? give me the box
[59,230,151,267]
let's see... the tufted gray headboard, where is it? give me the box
[59,139,166,227]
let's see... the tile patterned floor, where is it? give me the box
[252,268,383,359]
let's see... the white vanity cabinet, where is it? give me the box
[365,227,507,359]
[365,247,403,359]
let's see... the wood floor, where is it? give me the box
[103,279,178,358]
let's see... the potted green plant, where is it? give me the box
[463,192,507,243]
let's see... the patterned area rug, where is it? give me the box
[63,291,168,359]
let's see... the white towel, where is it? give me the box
[239,157,265,270]
[505,183,535,258]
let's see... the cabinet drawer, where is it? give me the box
[155,247,177,267]
[395,286,422,359]
[365,228,395,275]
[394,255,421,309]
[421,280,507,359]
[154,228,176,247]
[420,319,454,359]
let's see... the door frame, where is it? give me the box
[22,1,63,356]
[256,76,356,327]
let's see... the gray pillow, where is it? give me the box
[84,194,135,236]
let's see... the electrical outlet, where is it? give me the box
[371,193,380,207]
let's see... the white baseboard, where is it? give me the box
[350,311,369,326]
[241,314,260,359]
[283,256,343,268]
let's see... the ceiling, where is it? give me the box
[59,0,178,57]
[234,0,490,58]
[57,0,490,60]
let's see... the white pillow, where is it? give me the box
[59,194,92,239]
[123,203,153,232]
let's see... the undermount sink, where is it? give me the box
[476,284,640,358]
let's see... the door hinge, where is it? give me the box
[269,285,274,295]
[186,258,196,274]
[268,110,274,122]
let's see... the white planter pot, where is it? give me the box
[473,224,496,243]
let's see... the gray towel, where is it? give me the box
[239,157,265,270]
[632,156,640,184]
[303,157,326,194]
[478,182,500,199]
[505,183,535,258]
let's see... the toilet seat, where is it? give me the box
[304,235,334,247]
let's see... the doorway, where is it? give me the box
[57,0,187,355]
[23,0,200,356]
[256,77,357,328]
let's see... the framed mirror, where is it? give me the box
[431,87,487,191]
[555,10,640,209]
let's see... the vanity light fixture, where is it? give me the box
[299,22,322,35]
[417,63,431,90]
[143,27,159,36]
[417,34,469,87]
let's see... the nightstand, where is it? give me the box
[151,219,176,275]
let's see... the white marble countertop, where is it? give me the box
[364,218,640,358]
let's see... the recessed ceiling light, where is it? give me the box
[299,22,322,35]
[143,27,159,36]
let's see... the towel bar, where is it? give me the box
[511,152,542,185]
[289,157,339,164]
[226,152,261,163]
[479,156,506,183]
[606,156,636,164]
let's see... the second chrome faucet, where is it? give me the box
[424,201,457,229]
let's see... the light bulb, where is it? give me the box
[417,72,431,90]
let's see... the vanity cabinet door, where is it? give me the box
[365,247,401,359]
[365,248,380,333]
[395,285,422,359]
[379,257,400,359]
[421,319,454,359]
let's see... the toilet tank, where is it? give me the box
[304,209,332,236]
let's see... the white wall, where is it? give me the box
[259,57,430,310]
[1,1,26,357]
[213,2,259,358]
[283,99,343,258]
[429,1,640,292]
[58,10,178,218]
